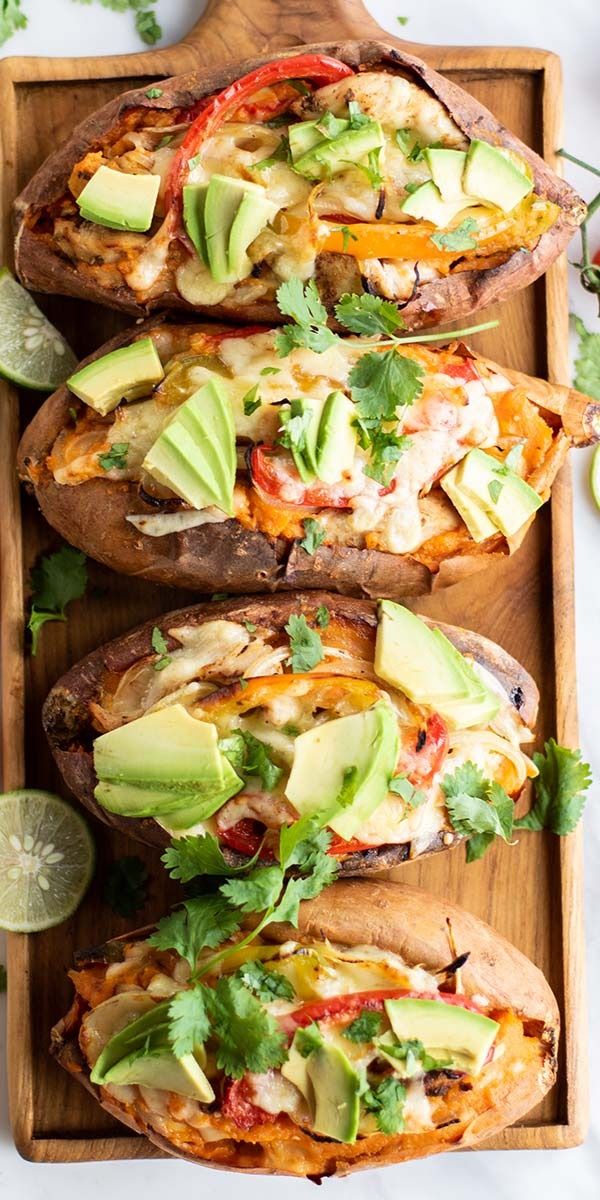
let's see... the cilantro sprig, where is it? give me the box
[514,740,592,835]
[573,316,600,400]
[441,761,515,862]
[285,612,325,671]
[27,545,88,655]
[219,729,283,791]
[363,1077,406,1134]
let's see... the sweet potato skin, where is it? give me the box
[18,318,599,599]
[42,590,539,864]
[14,40,585,328]
[50,880,559,1176]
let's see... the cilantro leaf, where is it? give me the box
[431,218,478,253]
[573,316,600,400]
[135,8,161,45]
[242,384,262,415]
[343,1010,383,1042]
[389,775,426,807]
[28,545,87,654]
[103,856,148,918]
[236,959,295,1001]
[362,430,411,486]
[348,100,371,130]
[363,1077,406,1133]
[151,625,172,671]
[269,853,337,925]
[295,1022,323,1056]
[207,976,287,1078]
[148,896,241,970]
[379,1037,449,1074]
[219,729,282,790]
[279,815,333,872]
[145,86,163,99]
[488,477,503,504]
[335,292,406,337]
[299,517,326,554]
[0,0,26,48]
[161,832,262,881]
[514,739,592,834]
[441,762,514,860]
[252,136,290,171]
[220,864,284,914]
[278,399,315,456]
[397,15,409,25]
[168,987,211,1057]
[98,441,129,471]
[275,279,338,356]
[315,604,330,628]
[349,349,424,422]
[285,613,325,672]
[315,111,348,139]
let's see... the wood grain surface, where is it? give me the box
[0,0,587,1164]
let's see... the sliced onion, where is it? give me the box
[126,508,228,536]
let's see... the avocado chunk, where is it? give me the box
[384,997,499,1075]
[441,460,498,542]
[315,391,357,484]
[95,757,242,821]
[374,601,500,729]
[142,377,236,514]
[400,179,476,228]
[281,1035,315,1107]
[93,704,243,817]
[306,1043,361,1142]
[453,448,543,538]
[183,183,209,265]
[77,165,160,232]
[463,140,533,213]
[67,336,164,417]
[424,148,468,202]
[289,119,342,162]
[293,121,384,181]
[91,999,215,1102]
[228,190,279,281]
[285,701,399,840]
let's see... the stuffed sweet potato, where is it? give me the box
[18,317,600,597]
[14,40,585,327]
[42,592,538,869]
[51,879,559,1175]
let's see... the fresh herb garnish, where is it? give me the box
[104,856,148,918]
[343,1010,383,1042]
[253,137,291,171]
[572,316,600,399]
[362,429,412,486]
[145,86,163,99]
[337,224,359,252]
[514,739,591,834]
[277,398,316,458]
[162,832,264,881]
[441,761,514,862]
[150,625,171,671]
[295,1022,323,1056]
[285,612,325,672]
[363,1077,407,1134]
[244,620,257,633]
[98,442,129,472]
[431,218,478,252]
[389,774,426,807]
[149,894,243,971]
[275,278,338,356]
[334,292,405,337]
[379,1037,449,1074]
[488,478,503,504]
[236,959,295,1001]
[299,517,326,554]
[315,604,330,628]
[348,100,371,130]
[315,111,348,140]
[208,975,288,1078]
[168,986,211,1057]
[397,15,409,25]
[242,384,262,415]
[220,729,283,791]
[0,1,26,48]
[27,545,87,655]
[260,366,280,376]
[135,6,161,45]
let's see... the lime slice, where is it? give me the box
[0,269,77,391]
[0,790,94,932]
[591,444,600,511]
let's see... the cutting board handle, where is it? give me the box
[176,0,419,59]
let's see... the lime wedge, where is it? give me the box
[0,790,94,932]
[591,444,600,511]
[0,269,77,391]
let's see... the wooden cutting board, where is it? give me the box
[0,0,587,1164]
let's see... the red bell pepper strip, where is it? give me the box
[249,445,354,509]
[279,987,485,1035]
[165,54,353,212]
[218,818,271,859]
[399,712,449,789]
[222,1078,273,1130]
[440,358,480,383]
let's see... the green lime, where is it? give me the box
[591,444,600,511]
[0,268,77,391]
[0,790,94,932]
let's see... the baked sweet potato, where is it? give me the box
[18,318,600,598]
[42,591,538,869]
[50,879,559,1175]
[14,40,585,328]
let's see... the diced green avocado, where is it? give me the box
[441,460,498,543]
[142,377,236,514]
[91,999,214,1101]
[424,148,468,202]
[374,601,500,729]
[400,179,475,228]
[203,174,266,283]
[228,191,278,281]
[293,121,384,181]
[183,183,209,265]
[306,1043,361,1142]
[288,120,336,162]
[384,997,499,1076]
[457,448,543,538]
[315,391,357,484]
[285,701,399,841]
[463,140,533,213]
[93,703,242,805]
[67,336,164,417]
[77,165,160,232]
[95,753,243,821]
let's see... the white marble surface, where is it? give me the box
[1,1,598,1194]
